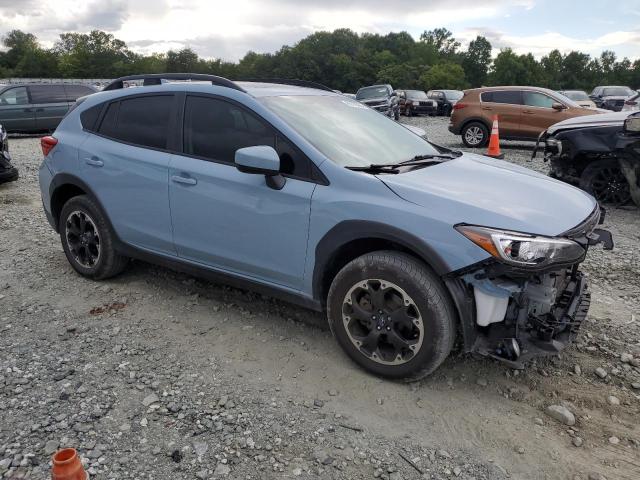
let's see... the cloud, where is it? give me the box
[458,26,640,59]
[0,0,638,63]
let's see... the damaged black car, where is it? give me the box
[0,124,18,185]
[535,111,640,207]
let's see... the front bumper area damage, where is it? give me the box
[447,209,613,368]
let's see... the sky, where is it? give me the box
[1,0,640,62]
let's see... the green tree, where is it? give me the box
[419,28,460,57]
[166,48,200,72]
[1,30,39,71]
[419,62,468,90]
[462,36,492,87]
[55,30,134,77]
[540,49,563,89]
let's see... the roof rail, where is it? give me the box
[238,78,334,92]
[102,73,246,92]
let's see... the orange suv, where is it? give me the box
[449,86,601,147]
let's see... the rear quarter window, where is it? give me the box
[80,103,104,131]
[481,91,522,105]
[64,85,95,102]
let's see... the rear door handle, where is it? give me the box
[171,174,197,186]
[35,108,44,112]
[481,106,492,111]
[23,108,33,113]
[523,110,535,114]
[84,157,104,167]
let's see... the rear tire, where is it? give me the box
[461,121,489,148]
[59,195,128,280]
[579,158,631,205]
[327,251,456,381]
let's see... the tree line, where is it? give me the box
[1,28,639,93]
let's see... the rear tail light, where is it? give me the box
[41,136,58,156]
[453,103,467,110]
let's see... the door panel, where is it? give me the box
[520,91,567,138]
[482,103,522,137]
[79,135,174,254]
[28,85,69,131]
[0,87,35,131]
[169,155,314,289]
[34,102,70,130]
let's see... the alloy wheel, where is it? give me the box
[589,166,631,205]
[341,279,424,365]
[464,126,484,146]
[65,210,101,268]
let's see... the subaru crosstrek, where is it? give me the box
[39,74,613,380]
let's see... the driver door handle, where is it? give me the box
[84,157,104,167]
[171,175,197,186]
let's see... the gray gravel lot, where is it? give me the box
[0,117,638,480]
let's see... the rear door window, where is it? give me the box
[64,85,95,102]
[0,87,28,105]
[481,91,523,105]
[183,95,275,164]
[97,95,173,149]
[28,85,67,104]
[523,91,556,108]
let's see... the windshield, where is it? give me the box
[260,95,440,168]
[563,91,589,101]
[443,90,463,100]
[551,92,581,108]
[603,87,634,97]
[406,90,427,99]
[356,86,389,100]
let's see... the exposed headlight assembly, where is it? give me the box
[455,225,586,268]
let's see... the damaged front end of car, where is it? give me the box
[0,124,19,185]
[445,207,613,368]
[533,112,640,206]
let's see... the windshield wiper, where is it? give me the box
[346,153,459,173]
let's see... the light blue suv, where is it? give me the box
[39,74,613,380]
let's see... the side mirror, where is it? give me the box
[552,102,565,111]
[235,145,286,190]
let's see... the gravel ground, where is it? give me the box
[0,117,638,480]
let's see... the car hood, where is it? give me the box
[359,97,389,104]
[378,153,596,236]
[547,111,629,134]
[602,95,630,101]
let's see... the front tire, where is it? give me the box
[327,251,456,381]
[59,195,128,280]
[461,122,489,148]
[579,158,631,205]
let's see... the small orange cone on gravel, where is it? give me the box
[486,115,504,159]
[51,448,87,480]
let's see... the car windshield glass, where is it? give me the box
[563,91,589,101]
[260,95,440,168]
[356,86,388,100]
[550,92,580,108]
[603,87,634,97]
[406,90,427,99]
[443,90,463,100]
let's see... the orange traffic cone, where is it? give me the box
[51,449,87,480]
[486,115,504,159]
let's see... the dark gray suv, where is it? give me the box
[0,83,96,132]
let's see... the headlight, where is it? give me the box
[545,137,562,155]
[624,115,640,133]
[455,225,585,268]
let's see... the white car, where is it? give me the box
[622,92,640,112]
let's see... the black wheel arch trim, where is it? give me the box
[460,117,491,133]
[312,220,452,303]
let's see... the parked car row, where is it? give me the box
[589,85,636,111]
